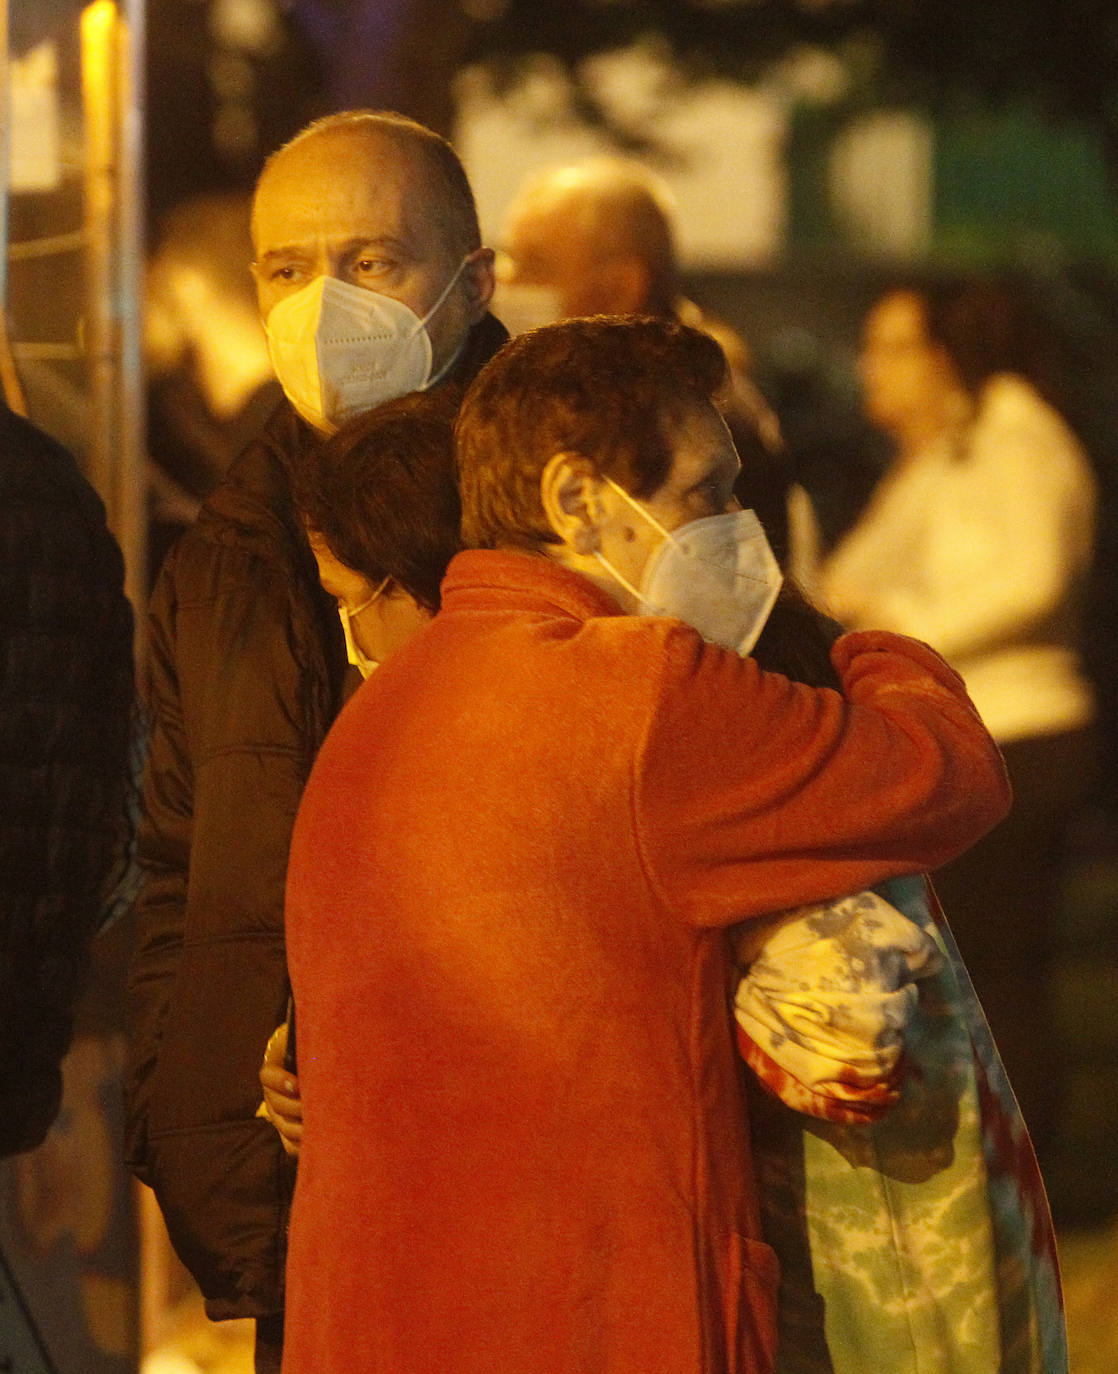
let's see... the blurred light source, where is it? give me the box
[210,0,281,55]
[208,48,254,100]
[80,0,116,152]
[213,100,258,161]
[461,0,510,19]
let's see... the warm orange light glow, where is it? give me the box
[81,0,119,535]
[81,1,117,160]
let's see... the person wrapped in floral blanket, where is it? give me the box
[736,584,1066,1374]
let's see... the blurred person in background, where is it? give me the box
[125,110,505,1373]
[1,403,134,1158]
[820,277,1098,1178]
[496,156,809,572]
[144,192,282,583]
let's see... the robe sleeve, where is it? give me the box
[634,627,1011,927]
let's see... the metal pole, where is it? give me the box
[82,0,147,626]
[0,0,8,312]
[117,0,147,621]
[80,0,118,511]
[0,0,25,418]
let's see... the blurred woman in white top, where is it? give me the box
[821,277,1097,1192]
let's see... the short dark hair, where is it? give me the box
[920,276,1048,399]
[455,315,729,551]
[295,389,462,611]
[270,110,482,259]
[873,273,1048,401]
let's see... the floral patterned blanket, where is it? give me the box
[737,874,1067,1374]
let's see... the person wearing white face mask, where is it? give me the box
[257,389,463,1159]
[589,475,782,656]
[280,317,1012,1374]
[263,250,485,435]
[301,389,464,681]
[125,110,506,1373]
[494,156,815,573]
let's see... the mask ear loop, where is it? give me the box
[410,253,474,339]
[591,550,649,607]
[413,252,484,387]
[600,474,677,544]
[345,574,392,619]
[592,475,675,614]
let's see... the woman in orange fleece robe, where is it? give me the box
[282,545,1009,1374]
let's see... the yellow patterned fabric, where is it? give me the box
[748,875,1067,1374]
[733,890,943,1123]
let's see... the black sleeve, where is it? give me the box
[125,530,309,1317]
[0,407,135,1157]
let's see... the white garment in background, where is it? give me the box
[820,373,1096,743]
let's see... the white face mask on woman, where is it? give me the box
[593,476,783,656]
[337,576,390,679]
[264,259,469,433]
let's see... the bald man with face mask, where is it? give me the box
[496,157,803,570]
[124,111,505,1371]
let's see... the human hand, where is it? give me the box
[258,1020,302,1157]
[733,890,942,1123]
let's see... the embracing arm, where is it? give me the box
[639,627,1010,925]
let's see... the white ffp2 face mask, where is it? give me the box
[264,260,468,433]
[594,478,783,656]
[337,576,390,679]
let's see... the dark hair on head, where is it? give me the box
[751,580,842,690]
[267,110,481,258]
[921,275,1050,399]
[295,389,462,612]
[878,273,1050,401]
[455,315,729,551]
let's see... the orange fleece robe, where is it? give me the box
[283,550,1010,1374]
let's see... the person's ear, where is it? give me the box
[540,452,603,554]
[462,247,496,322]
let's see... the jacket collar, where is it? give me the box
[207,312,510,541]
[450,312,509,386]
[441,549,624,623]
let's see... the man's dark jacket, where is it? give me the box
[124,315,507,1320]
[1,404,134,1157]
